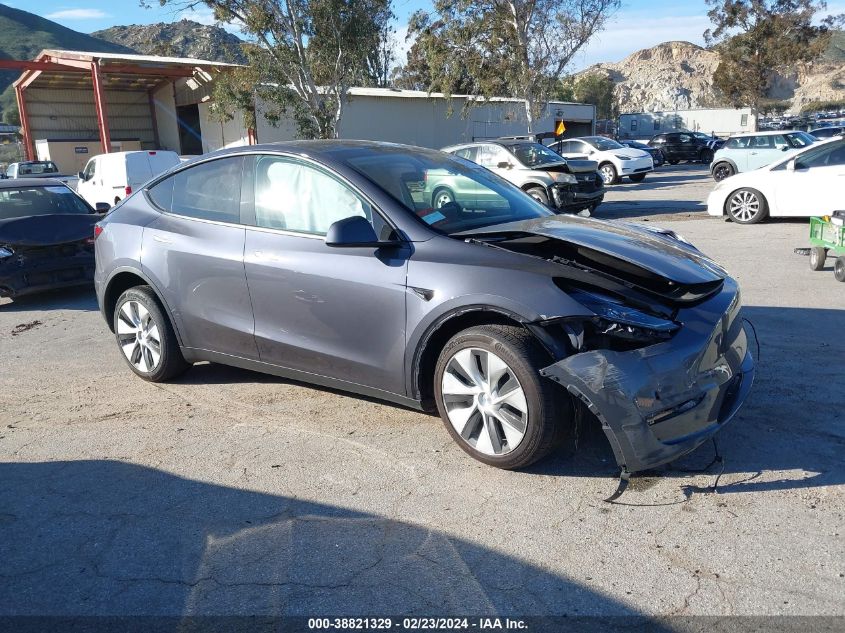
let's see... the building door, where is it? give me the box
[176,104,203,155]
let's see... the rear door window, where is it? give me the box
[147,157,243,223]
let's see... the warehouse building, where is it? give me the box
[5,50,596,173]
[618,107,757,140]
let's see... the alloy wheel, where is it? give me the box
[116,300,162,373]
[713,164,732,181]
[440,347,528,456]
[434,191,454,208]
[600,165,616,184]
[729,190,760,222]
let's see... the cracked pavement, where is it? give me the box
[0,165,843,618]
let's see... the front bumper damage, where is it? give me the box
[540,280,754,473]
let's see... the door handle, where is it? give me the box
[152,235,173,244]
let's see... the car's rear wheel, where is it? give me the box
[599,163,618,185]
[726,188,769,224]
[809,246,827,271]
[525,186,549,206]
[434,325,570,469]
[712,162,735,181]
[432,187,455,209]
[628,173,647,183]
[700,149,714,163]
[114,286,189,382]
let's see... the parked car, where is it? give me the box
[77,150,180,207]
[3,161,79,189]
[690,132,725,151]
[95,141,754,473]
[550,136,653,185]
[0,179,107,300]
[709,130,816,181]
[618,139,664,167]
[707,137,845,224]
[440,140,604,215]
[648,132,717,164]
[809,126,845,140]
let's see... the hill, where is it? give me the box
[0,3,135,121]
[579,35,845,114]
[92,20,246,65]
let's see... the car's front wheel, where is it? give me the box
[114,286,189,382]
[525,186,550,206]
[434,325,569,469]
[628,173,647,183]
[712,162,735,181]
[726,188,769,224]
[432,187,456,209]
[599,163,618,185]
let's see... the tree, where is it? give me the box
[408,0,620,132]
[161,0,395,138]
[705,0,844,119]
[572,72,616,119]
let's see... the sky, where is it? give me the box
[5,0,843,71]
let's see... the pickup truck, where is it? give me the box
[3,161,79,190]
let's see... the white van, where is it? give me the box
[76,150,180,207]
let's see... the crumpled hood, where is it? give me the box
[540,159,598,174]
[0,214,97,246]
[457,215,727,286]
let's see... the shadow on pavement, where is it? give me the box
[0,459,671,625]
[0,286,97,313]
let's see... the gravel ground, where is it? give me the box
[1,164,843,622]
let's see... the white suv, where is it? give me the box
[551,136,654,185]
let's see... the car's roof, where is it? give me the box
[0,178,66,189]
[729,130,808,137]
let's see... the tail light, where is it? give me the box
[124,186,132,196]
[93,224,104,241]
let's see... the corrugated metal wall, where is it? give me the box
[26,88,155,145]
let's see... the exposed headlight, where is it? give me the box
[614,154,633,161]
[570,289,679,341]
[0,246,13,259]
[548,171,577,184]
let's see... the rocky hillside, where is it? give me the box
[0,4,134,121]
[92,20,246,65]
[579,38,845,114]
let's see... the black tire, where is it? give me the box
[525,186,550,206]
[628,173,647,183]
[809,246,828,271]
[433,324,571,470]
[599,163,618,185]
[432,187,455,209]
[712,162,735,182]
[835,257,845,282]
[700,148,714,163]
[113,285,190,382]
[725,188,769,224]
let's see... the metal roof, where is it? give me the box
[38,49,241,69]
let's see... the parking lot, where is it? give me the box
[1,163,843,621]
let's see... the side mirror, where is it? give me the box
[325,216,399,248]
[781,146,790,151]
[496,161,511,169]
[95,202,111,213]
[78,172,85,180]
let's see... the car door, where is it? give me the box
[774,141,845,216]
[142,156,259,359]
[77,157,99,206]
[241,154,411,394]
[747,135,778,170]
[675,134,696,160]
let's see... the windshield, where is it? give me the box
[0,185,92,220]
[339,146,553,235]
[585,137,623,151]
[787,131,816,147]
[16,161,59,175]
[504,143,567,167]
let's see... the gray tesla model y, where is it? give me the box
[94,141,754,472]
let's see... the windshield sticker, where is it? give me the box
[421,210,446,225]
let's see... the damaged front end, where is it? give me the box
[462,217,756,473]
[540,280,754,473]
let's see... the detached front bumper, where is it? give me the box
[551,184,604,212]
[541,280,754,473]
